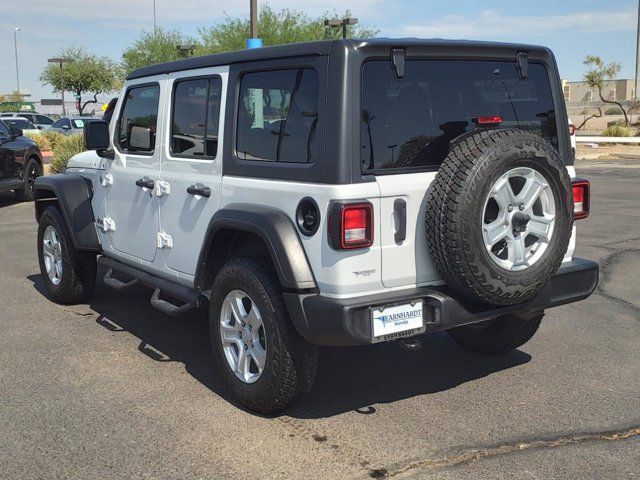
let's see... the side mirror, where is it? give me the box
[62,124,71,129]
[9,126,23,138]
[84,120,110,151]
[128,125,153,151]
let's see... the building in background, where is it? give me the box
[562,79,633,116]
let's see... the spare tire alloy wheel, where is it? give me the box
[219,289,267,384]
[482,167,555,271]
[426,129,573,306]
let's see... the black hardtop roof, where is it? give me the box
[126,38,549,80]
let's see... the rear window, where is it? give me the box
[361,60,558,172]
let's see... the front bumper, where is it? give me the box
[284,258,599,346]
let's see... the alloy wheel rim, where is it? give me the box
[481,167,556,271]
[43,225,63,285]
[27,163,39,192]
[219,290,267,384]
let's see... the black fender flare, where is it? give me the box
[33,173,100,251]
[194,204,317,291]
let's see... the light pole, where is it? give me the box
[324,17,358,39]
[153,0,157,34]
[48,57,74,117]
[13,27,21,94]
[633,1,640,100]
[246,0,262,49]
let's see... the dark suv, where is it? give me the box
[0,120,42,201]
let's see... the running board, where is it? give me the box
[98,256,202,316]
[103,267,138,291]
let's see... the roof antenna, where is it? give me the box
[391,48,405,80]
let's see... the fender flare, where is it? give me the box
[33,173,100,251]
[194,205,317,291]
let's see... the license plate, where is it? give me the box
[371,300,424,340]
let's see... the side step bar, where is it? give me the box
[98,256,203,316]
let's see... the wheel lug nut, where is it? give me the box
[238,332,242,338]
[244,344,248,351]
[508,205,513,212]
[519,204,524,211]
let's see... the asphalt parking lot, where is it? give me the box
[0,159,639,479]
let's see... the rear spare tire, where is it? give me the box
[425,129,573,306]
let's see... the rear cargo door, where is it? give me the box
[361,58,560,288]
[376,172,441,288]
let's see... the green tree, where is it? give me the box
[40,46,120,115]
[197,6,378,54]
[122,28,197,74]
[583,55,628,124]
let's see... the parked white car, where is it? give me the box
[1,117,39,136]
[0,112,54,131]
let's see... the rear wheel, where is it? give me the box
[15,157,41,201]
[209,257,318,414]
[447,312,543,354]
[37,206,97,304]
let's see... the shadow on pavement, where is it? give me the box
[28,270,531,418]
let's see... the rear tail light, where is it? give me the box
[569,123,576,136]
[572,179,590,219]
[329,202,374,250]
[475,115,503,126]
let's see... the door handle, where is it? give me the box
[187,183,211,198]
[394,198,407,244]
[135,177,155,189]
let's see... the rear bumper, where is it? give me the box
[284,258,599,346]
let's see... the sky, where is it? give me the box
[0,0,635,101]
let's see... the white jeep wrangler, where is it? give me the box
[34,39,597,413]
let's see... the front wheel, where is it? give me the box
[447,312,543,354]
[209,258,318,414]
[37,205,97,304]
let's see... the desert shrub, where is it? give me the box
[25,130,66,152]
[42,130,65,151]
[604,106,622,115]
[51,134,85,173]
[24,131,52,151]
[607,119,627,128]
[602,125,631,137]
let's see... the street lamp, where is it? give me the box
[48,57,74,117]
[246,0,262,49]
[13,27,21,94]
[324,17,358,39]
[176,44,196,57]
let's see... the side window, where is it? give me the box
[36,115,54,125]
[0,121,9,136]
[236,68,319,163]
[51,119,63,129]
[171,76,222,158]
[117,84,160,154]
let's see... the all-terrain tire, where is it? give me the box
[15,157,41,201]
[209,257,318,414]
[448,312,544,354]
[425,129,573,306]
[37,205,97,304]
